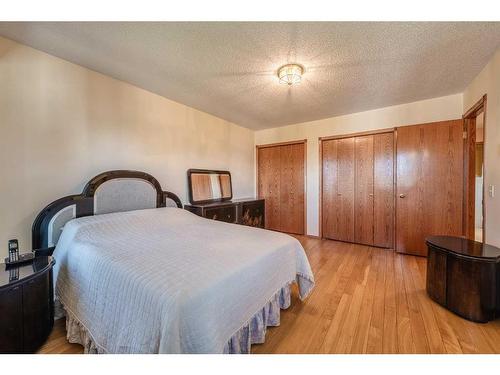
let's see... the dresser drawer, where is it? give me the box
[204,206,236,223]
[184,199,265,228]
[240,201,265,228]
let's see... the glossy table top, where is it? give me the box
[0,256,54,290]
[426,236,500,261]
[185,197,264,208]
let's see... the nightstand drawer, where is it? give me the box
[205,206,236,223]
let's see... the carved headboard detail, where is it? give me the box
[32,170,182,250]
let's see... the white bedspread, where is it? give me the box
[52,207,314,353]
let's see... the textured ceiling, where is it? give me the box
[1,22,499,130]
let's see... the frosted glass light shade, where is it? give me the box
[278,64,304,86]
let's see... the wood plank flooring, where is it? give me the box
[37,236,500,354]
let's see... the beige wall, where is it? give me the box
[0,36,255,253]
[463,49,500,247]
[255,94,464,236]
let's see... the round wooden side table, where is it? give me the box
[426,236,500,323]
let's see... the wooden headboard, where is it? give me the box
[32,170,182,250]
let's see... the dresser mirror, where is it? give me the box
[187,169,232,204]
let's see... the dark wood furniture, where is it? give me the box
[184,198,265,228]
[0,256,55,353]
[396,120,464,256]
[426,236,500,323]
[320,131,394,248]
[257,140,306,235]
[32,170,182,249]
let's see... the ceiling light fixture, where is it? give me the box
[277,64,304,86]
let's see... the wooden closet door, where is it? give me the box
[354,135,374,245]
[258,146,281,231]
[321,139,340,240]
[373,133,394,248]
[279,143,305,234]
[396,120,463,256]
[336,138,355,242]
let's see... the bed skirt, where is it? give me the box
[60,281,297,354]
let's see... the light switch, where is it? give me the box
[489,185,495,198]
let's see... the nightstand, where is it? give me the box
[0,255,55,353]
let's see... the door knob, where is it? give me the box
[399,194,406,198]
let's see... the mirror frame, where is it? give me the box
[187,169,233,204]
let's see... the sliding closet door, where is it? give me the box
[257,141,305,235]
[373,133,394,248]
[321,136,361,243]
[322,132,393,247]
[396,120,463,256]
[354,135,374,245]
[321,139,340,240]
[279,143,305,234]
[337,138,355,242]
[257,146,281,231]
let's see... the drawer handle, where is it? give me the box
[399,194,406,198]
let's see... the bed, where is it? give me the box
[32,170,314,354]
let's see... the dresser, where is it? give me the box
[0,256,55,353]
[426,236,500,323]
[185,198,265,228]
[186,169,265,228]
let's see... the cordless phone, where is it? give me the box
[4,239,35,268]
[8,239,19,262]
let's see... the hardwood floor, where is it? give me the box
[37,236,500,354]
[37,319,83,354]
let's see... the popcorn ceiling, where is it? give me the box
[0,22,498,130]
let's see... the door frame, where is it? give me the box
[256,139,307,235]
[462,94,487,243]
[318,127,396,242]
